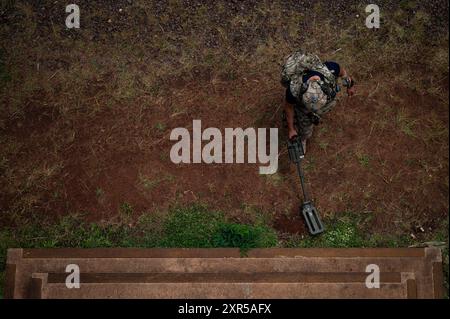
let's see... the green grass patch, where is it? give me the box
[287,213,414,249]
[1,205,278,253]
[160,205,277,249]
[297,219,366,248]
[212,223,277,251]
[160,205,224,247]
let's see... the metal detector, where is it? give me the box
[287,137,325,235]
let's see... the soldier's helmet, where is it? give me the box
[302,80,327,112]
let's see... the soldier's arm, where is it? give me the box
[284,86,299,139]
[284,101,297,139]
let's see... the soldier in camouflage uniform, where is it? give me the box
[281,51,355,153]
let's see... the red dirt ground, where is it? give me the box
[2,75,447,237]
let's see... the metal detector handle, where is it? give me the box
[287,137,304,163]
[295,158,310,202]
[287,137,309,201]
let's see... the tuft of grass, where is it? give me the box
[263,173,284,187]
[154,122,166,132]
[397,108,417,137]
[303,156,315,171]
[318,127,328,136]
[119,202,134,221]
[134,213,166,247]
[240,204,273,226]
[318,141,329,151]
[297,220,366,248]
[213,223,277,251]
[95,188,104,199]
[357,153,370,168]
[289,212,414,249]
[139,175,162,190]
[139,173,176,190]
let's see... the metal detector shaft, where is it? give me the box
[294,160,310,201]
[287,137,310,201]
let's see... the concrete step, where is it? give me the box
[30,272,416,299]
[5,248,444,299]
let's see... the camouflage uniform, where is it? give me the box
[294,100,337,140]
[281,50,338,140]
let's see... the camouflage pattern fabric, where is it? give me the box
[282,50,340,140]
[319,98,337,115]
[294,99,336,140]
[294,107,314,140]
[281,50,338,112]
[281,50,324,88]
[302,80,328,114]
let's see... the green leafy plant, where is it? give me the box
[212,223,277,250]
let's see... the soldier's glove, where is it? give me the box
[342,76,355,88]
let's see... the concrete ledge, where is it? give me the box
[3,263,17,299]
[22,248,242,259]
[247,248,426,258]
[20,248,429,259]
[44,271,403,284]
[5,248,443,299]
[35,281,412,299]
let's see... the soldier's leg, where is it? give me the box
[295,108,314,154]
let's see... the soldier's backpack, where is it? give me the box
[281,50,337,102]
